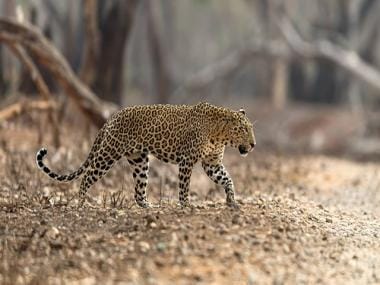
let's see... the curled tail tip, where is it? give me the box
[36,148,48,169]
[38,148,48,156]
[35,148,82,182]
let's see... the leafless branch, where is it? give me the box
[173,39,289,102]
[8,44,50,100]
[42,0,65,27]
[0,18,117,128]
[6,43,61,146]
[278,16,380,95]
[175,10,380,103]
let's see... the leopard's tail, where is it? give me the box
[36,148,92,182]
[36,127,106,182]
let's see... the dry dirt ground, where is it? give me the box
[1,121,380,285]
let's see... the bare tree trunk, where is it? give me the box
[346,0,364,117]
[94,0,139,104]
[160,0,176,52]
[279,1,338,104]
[268,0,288,109]
[146,0,172,103]
[64,0,76,68]
[271,58,288,109]
[19,6,39,95]
[0,46,6,96]
[79,0,99,87]
[1,0,17,96]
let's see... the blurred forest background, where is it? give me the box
[1,0,380,157]
[2,2,380,283]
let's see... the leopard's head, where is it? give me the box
[224,108,256,157]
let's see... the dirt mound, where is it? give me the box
[1,195,379,284]
[1,125,380,284]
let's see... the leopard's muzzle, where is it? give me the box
[238,143,256,157]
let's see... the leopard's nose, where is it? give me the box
[250,143,256,149]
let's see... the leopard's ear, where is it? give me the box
[238,108,246,115]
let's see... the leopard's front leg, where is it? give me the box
[127,152,151,208]
[202,161,238,208]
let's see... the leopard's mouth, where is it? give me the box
[238,145,249,157]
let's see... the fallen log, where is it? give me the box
[0,99,57,123]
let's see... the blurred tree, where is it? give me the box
[79,0,99,87]
[0,0,16,97]
[146,0,172,103]
[0,18,117,127]
[93,0,139,104]
[2,0,380,110]
[18,6,37,95]
[288,0,343,103]
[268,0,288,109]
[160,0,176,54]
[344,0,380,108]
[285,0,380,105]
[64,0,78,69]
[0,46,5,97]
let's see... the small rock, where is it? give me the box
[233,250,244,262]
[139,241,150,253]
[231,214,241,225]
[46,226,59,239]
[145,214,156,223]
[156,242,166,252]
[218,224,228,234]
[42,187,50,198]
[262,242,271,252]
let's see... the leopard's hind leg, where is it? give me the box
[78,148,121,207]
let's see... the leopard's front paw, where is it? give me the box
[179,201,194,208]
[77,197,97,209]
[226,199,240,209]
[136,200,152,209]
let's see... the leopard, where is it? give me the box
[36,102,256,208]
